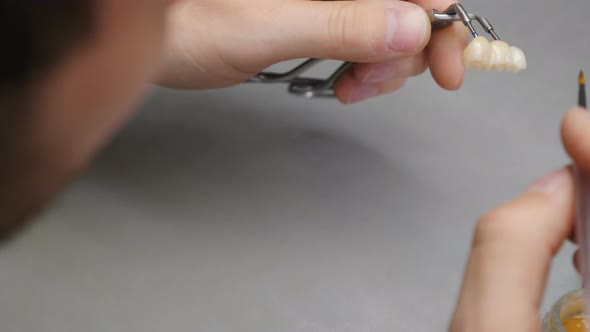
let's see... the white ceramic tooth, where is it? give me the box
[505,57,517,72]
[509,46,527,72]
[489,40,511,71]
[504,47,518,72]
[506,62,519,73]
[462,36,490,70]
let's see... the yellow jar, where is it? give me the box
[543,289,588,332]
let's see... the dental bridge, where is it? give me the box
[245,3,526,98]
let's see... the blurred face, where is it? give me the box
[0,0,174,238]
[34,0,171,167]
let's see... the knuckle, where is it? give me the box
[326,4,357,51]
[473,194,561,254]
[326,3,383,56]
[473,205,517,244]
[396,55,427,77]
[477,206,512,230]
[414,54,429,75]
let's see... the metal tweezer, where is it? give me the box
[245,3,500,98]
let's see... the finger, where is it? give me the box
[409,0,455,10]
[574,249,581,274]
[409,0,469,90]
[264,0,431,63]
[561,108,590,276]
[351,52,427,83]
[427,21,469,90]
[411,0,469,90]
[408,0,456,23]
[568,225,577,243]
[333,71,406,103]
[400,0,469,90]
[562,107,590,170]
[450,166,576,332]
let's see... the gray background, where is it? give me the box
[0,0,587,331]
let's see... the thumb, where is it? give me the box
[265,0,431,63]
[450,166,576,332]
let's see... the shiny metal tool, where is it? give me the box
[245,3,500,98]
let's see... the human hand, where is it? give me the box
[449,106,590,331]
[154,0,469,103]
[449,164,576,332]
[562,107,590,275]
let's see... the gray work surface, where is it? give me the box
[1,0,588,331]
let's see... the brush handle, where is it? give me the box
[575,166,590,299]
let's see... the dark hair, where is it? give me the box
[0,1,97,242]
[0,1,96,90]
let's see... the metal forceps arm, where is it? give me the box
[427,3,500,40]
[246,3,499,98]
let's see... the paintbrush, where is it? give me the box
[580,70,586,109]
[575,70,590,303]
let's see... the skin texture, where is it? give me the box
[3,0,469,233]
[36,0,168,166]
[448,107,590,332]
[563,108,590,274]
[4,1,586,330]
[155,0,469,103]
[0,0,170,239]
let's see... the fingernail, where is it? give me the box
[347,85,379,103]
[528,168,569,196]
[386,6,429,52]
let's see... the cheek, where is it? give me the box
[98,0,168,105]
[35,0,168,165]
